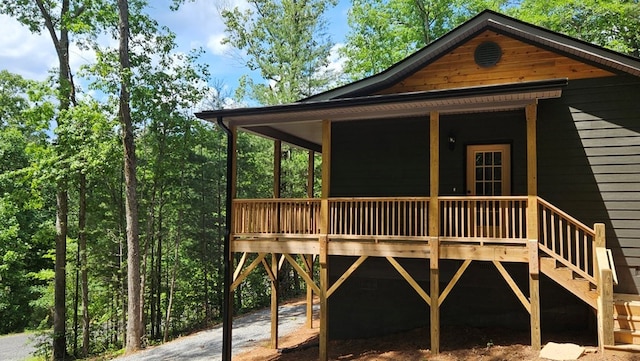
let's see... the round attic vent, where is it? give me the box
[474,41,502,68]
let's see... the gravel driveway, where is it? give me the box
[0,333,37,361]
[116,302,318,361]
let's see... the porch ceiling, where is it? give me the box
[195,78,567,151]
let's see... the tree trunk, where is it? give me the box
[53,186,68,360]
[79,173,90,357]
[118,0,142,353]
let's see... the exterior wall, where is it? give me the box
[439,110,527,196]
[327,110,589,339]
[537,75,640,293]
[330,117,429,197]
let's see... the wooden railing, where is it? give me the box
[537,198,596,284]
[329,197,430,239]
[232,199,321,236]
[440,196,528,244]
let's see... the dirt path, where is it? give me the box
[0,333,37,361]
[115,301,317,361]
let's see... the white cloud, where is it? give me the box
[0,15,57,80]
[207,33,230,56]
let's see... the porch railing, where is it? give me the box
[329,197,430,239]
[440,196,528,244]
[232,199,321,237]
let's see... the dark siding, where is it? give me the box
[331,117,429,197]
[538,76,640,293]
[439,111,527,196]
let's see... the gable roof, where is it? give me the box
[195,10,640,151]
[305,10,640,101]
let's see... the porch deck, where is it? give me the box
[229,195,617,353]
[232,196,595,270]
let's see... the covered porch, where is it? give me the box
[195,79,617,360]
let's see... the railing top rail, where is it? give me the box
[329,196,430,202]
[440,196,529,200]
[233,198,321,203]
[537,197,594,235]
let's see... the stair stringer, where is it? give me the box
[539,257,597,309]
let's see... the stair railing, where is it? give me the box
[537,197,596,285]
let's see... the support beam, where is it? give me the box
[274,140,282,198]
[230,253,267,292]
[270,253,279,349]
[493,261,531,313]
[386,256,431,306]
[319,236,329,361]
[327,256,368,298]
[284,254,321,295]
[529,240,540,350]
[305,254,314,328]
[526,102,541,350]
[306,150,315,328]
[429,111,440,355]
[233,252,248,282]
[439,260,471,306]
[319,120,331,361]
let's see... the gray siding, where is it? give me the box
[538,76,640,293]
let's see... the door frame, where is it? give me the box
[465,143,512,196]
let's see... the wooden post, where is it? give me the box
[429,111,440,354]
[595,223,614,349]
[526,102,541,350]
[270,253,279,349]
[529,240,541,350]
[274,140,282,198]
[319,120,331,361]
[306,150,315,328]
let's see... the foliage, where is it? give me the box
[340,0,509,80]
[509,0,640,57]
[221,0,338,104]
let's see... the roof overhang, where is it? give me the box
[195,78,568,152]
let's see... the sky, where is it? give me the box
[0,0,351,98]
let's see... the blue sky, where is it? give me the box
[0,0,351,98]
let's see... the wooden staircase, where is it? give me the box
[539,257,597,308]
[612,294,640,349]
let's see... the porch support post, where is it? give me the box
[429,111,440,355]
[274,140,282,198]
[306,151,315,328]
[269,141,282,348]
[270,252,279,349]
[526,102,541,351]
[319,120,331,361]
[219,120,237,361]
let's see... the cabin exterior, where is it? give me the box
[196,10,640,360]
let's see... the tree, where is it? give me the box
[221,0,338,104]
[340,0,510,80]
[0,1,98,357]
[510,0,640,57]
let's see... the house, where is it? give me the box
[195,10,640,360]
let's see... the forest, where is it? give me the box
[0,0,638,360]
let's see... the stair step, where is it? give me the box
[614,317,640,331]
[614,329,640,345]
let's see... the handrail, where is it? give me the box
[537,197,595,284]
